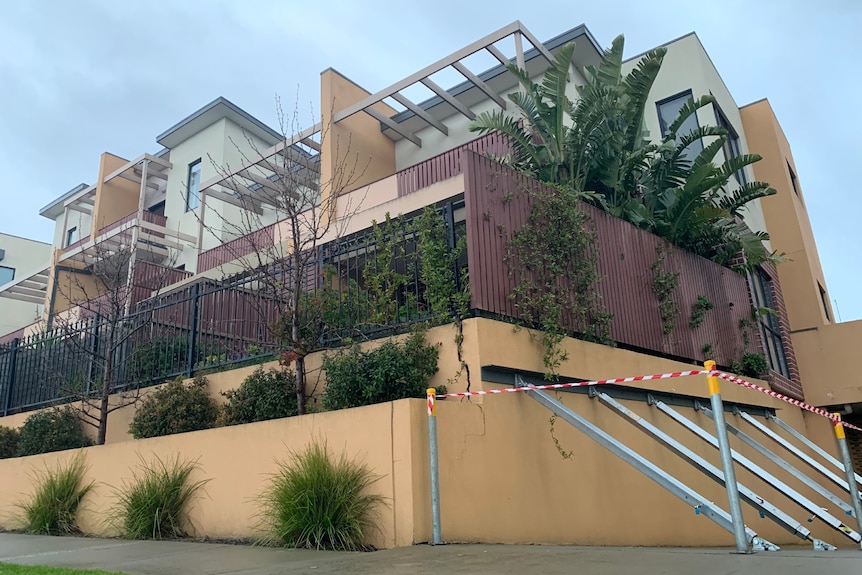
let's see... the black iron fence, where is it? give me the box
[0,200,466,417]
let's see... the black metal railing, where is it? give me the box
[0,200,466,417]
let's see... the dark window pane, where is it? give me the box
[657,91,704,162]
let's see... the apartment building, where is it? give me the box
[2,20,862,549]
[0,233,52,340]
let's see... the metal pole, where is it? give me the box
[2,338,20,416]
[427,388,442,545]
[705,360,749,553]
[833,413,862,545]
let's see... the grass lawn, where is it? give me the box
[0,565,126,575]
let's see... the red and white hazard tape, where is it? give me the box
[435,369,709,398]
[718,372,862,433]
[433,368,862,433]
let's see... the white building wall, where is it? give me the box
[622,33,770,243]
[0,233,52,336]
[162,118,275,272]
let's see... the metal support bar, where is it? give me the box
[597,392,804,543]
[654,400,861,544]
[427,388,442,544]
[739,410,854,495]
[185,282,200,378]
[768,413,862,486]
[700,405,855,516]
[522,382,758,546]
[2,338,19,417]
[833,414,862,543]
[705,362,749,553]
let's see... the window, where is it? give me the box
[818,282,831,322]
[186,160,202,211]
[657,90,704,161]
[66,226,78,247]
[787,161,800,196]
[714,105,747,184]
[0,266,14,286]
[749,269,789,377]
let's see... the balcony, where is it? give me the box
[59,210,195,265]
[195,148,761,370]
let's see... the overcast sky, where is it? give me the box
[1,0,859,320]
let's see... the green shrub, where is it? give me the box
[129,376,219,439]
[322,328,439,411]
[742,352,769,378]
[127,335,230,382]
[114,455,207,539]
[222,368,298,426]
[259,441,383,550]
[0,426,20,459]
[19,454,93,535]
[17,409,92,457]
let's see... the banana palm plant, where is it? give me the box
[640,96,779,269]
[469,33,780,271]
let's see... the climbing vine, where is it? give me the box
[506,183,613,378]
[651,247,680,336]
[689,296,714,329]
[363,214,409,326]
[414,207,472,391]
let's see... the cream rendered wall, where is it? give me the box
[164,118,275,272]
[50,210,92,251]
[622,33,770,244]
[0,233,52,335]
[395,64,588,171]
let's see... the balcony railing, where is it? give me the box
[197,222,277,274]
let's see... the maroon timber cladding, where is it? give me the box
[197,223,277,273]
[462,150,753,367]
[396,132,511,197]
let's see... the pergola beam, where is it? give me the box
[420,77,476,120]
[333,20,522,123]
[452,61,506,109]
[391,92,448,136]
[366,107,422,146]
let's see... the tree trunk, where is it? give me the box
[295,356,306,415]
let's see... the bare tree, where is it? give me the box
[47,240,179,444]
[192,98,368,414]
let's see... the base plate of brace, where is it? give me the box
[812,538,838,551]
[751,536,781,552]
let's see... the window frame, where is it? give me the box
[66,226,78,247]
[0,265,14,286]
[713,104,747,185]
[787,161,800,196]
[656,89,704,160]
[186,159,202,212]
[749,269,789,378]
[818,282,831,322]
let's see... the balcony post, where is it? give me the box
[186,282,201,378]
[2,338,20,417]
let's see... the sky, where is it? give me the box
[1,0,859,320]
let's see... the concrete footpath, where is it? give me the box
[0,533,859,574]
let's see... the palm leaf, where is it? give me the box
[716,181,776,215]
[665,95,716,140]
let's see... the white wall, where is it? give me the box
[51,210,92,251]
[163,118,275,272]
[0,233,52,336]
[622,33,770,243]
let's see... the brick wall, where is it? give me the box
[728,252,804,400]
[761,262,804,399]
